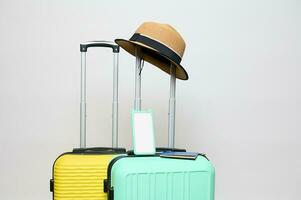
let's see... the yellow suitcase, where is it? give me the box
[51,148,125,200]
[50,42,125,200]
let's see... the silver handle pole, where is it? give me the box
[79,42,120,149]
[134,47,142,110]
[80,52,87,148]
[168,63,176,148]
[112,52,119,148]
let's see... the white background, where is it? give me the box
[0,0,300,199]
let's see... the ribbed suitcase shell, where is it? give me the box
[53,154,117,200]
[109,155,215,200]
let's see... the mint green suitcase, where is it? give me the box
[104,47,215,200]
[105,154,215,200]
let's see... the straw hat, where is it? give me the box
[115,22,188,80]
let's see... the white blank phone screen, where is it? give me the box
[132,112,155,155]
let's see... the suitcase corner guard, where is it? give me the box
[103,179,108,193]
[104,179,114,200]
[50,179,54,192]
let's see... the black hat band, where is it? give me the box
[130,33,182,64]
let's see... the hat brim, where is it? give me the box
[115,39,189,80]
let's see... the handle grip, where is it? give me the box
[73,147,125,154]
[155,147,186,153]
[126,147,186,155]
[80,41,120,53]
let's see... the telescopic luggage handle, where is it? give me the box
[134,47,176,148]
[80,41,120,148]
[80,41,120,53]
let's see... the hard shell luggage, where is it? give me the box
[50,41,126,200]
[104,47,215,200]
